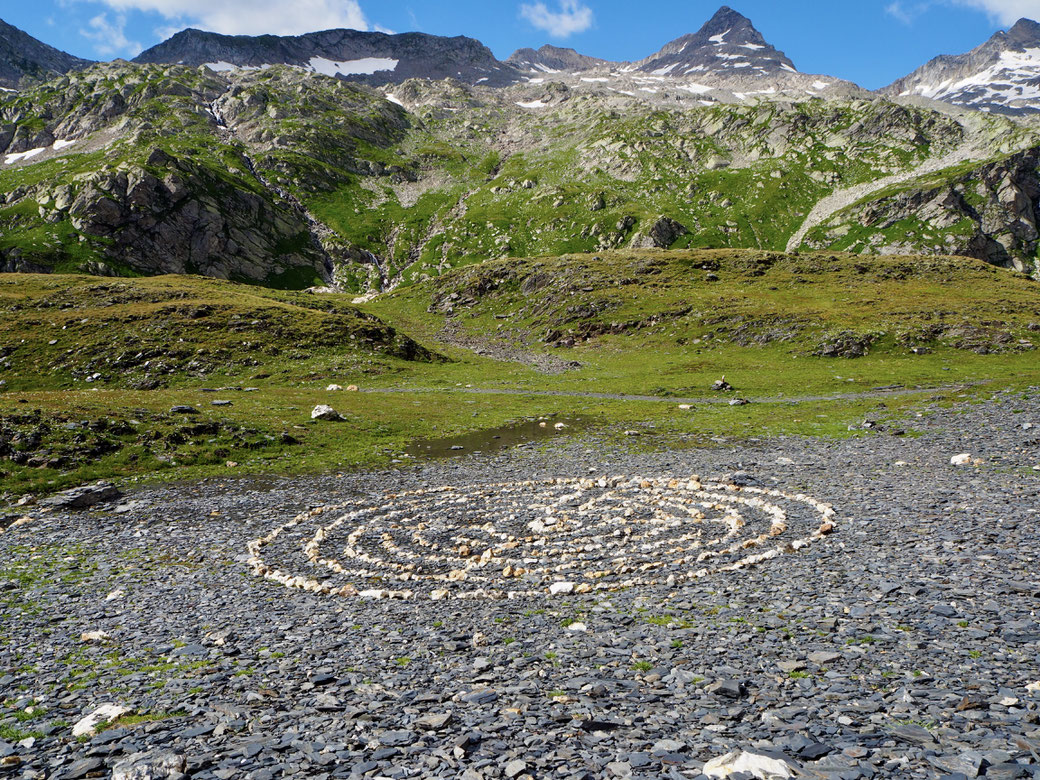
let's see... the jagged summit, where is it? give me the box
[0,18,93,89]
[506,44,610,73]
[884,16,1040,115]
[631,5,797,78]
[134,27,523,87]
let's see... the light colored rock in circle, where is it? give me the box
[950,453,972,466]
[703,750,795,779]
[72,704,130,738]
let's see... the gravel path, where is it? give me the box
[364,382,980,405]
[1,390,1038,779]
[785,141,984,253]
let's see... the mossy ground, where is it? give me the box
[1,250,1038,499]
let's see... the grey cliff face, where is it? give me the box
[0,18,93,89]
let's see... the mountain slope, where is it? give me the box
[0,18,92,89]
[884,18,1040,115]
[134,27,522,87]
[1,60,1038,290]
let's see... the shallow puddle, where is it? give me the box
[404,417,589,460]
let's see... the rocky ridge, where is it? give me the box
[134,27,523,88]
[0,18,92,90]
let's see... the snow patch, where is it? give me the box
[812,80,831,90]
[204,61,238,72]
[740,43,765,50]
[516,100,549,109]
[527,77,545,84]
[5,138,78,165]
[4,147,45,164]
[385,94,404,106]
[581,77,609,83]
[309,57,398,76]
[678,83,714,94]
[781,63,798,73]
[651,63,680,76]
[709,30,730,44]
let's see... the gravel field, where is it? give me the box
[1,390,1039,780]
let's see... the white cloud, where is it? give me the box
[519,0,594,38]
[952,0,1040,24]
[884,1,932,23]
[93,0,369,36]
[81,13,143,56]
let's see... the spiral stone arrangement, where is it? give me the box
[246,476,837,600]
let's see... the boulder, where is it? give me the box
[311,405,345,421]
[629,216,688,249]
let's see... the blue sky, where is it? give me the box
[4,0,1040,88]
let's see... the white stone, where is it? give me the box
[105,589,125,601]
[554,422,567,430]
[950,453,972,466]
[326,384,343,391]
[1027,681,1040,693]
[565,622,588,632]
[72,704,130,737]
[311,405,344,421]
[549,582,575,595]
[80,630,111,643]
[703,750,794,779]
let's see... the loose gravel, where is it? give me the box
[1,389,1038,780]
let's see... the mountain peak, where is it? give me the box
[701,6,755,33]
[1004,17,1040,48]
[633,5,794,78]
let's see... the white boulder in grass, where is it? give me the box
[311,405,345,421]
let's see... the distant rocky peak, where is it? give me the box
[633,5,796,78]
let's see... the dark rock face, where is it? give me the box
[632,6,797,78]
[134,28,523,87]
[14,148,331,285]
[883,17,1040,115]
[506,45,611,73]
[0,19,93,89]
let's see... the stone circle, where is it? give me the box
[247,475,837,600]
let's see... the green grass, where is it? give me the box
[0,249,1037,499]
